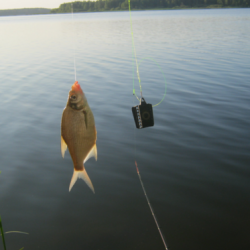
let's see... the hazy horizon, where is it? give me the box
[0,0,65,10]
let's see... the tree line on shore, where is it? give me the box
[0,8,50,16]
[50,0,250,13]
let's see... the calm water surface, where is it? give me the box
[0,8,250,250]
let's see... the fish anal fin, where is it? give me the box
[84,144,97,163]
[69,168,95,193]
[61,136,67,158]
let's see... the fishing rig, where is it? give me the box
[128,0,167,130]
[69,2,168,249]
[128,0,168,249]
[132,97,154,129]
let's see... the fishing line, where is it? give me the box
[71,3,77,81]
[128,0,167,107]
[129,2,168,249]
[133,57,167,107]
[135,162,168,250]
[128,0,142,98]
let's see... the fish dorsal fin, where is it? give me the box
[84,144,97,163]
[61,136,67,158]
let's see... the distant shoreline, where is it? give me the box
[0,8,50,16]
[0,6,249,17]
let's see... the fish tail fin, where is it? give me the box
[69,168,95,193]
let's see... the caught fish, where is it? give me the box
[61,81,97,193]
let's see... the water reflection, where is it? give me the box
[0,8,250,250]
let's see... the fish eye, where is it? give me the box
[70,95,76,100]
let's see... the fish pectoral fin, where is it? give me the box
[69,168,95,193]
[84,144,97,163]
[61,136,67,158]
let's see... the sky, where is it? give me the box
[0,0,66,9]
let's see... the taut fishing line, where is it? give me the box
[135,161,168,250]
[71,3,77,81]
[128,1,168,249]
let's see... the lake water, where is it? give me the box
[0,8,250,250]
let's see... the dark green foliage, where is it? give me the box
[0,172,24,249]
[0,216,7,250]
[50,0,250,13]
[0,215,24,250]
[0,8,51,16]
